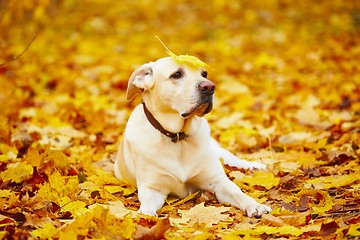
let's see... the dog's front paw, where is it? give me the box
[244,203,271,218]
[138,206,158,217]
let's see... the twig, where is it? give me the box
[155,35,171,53]
[0,32,38,67]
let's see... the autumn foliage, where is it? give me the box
[0,0,359,239]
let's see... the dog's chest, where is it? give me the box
[157,141,204,195]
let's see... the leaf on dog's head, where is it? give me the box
[155,36,212,69]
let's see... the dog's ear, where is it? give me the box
[126,63,154,101]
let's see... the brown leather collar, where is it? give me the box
[142,102,188,143]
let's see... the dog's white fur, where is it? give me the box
[114,57,271,217]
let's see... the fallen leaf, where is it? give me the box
[239,171,280,190]
[347,222,360,237]
[31,223,58,239]
[261,214,286,226]
[91,201,135,218]
[172,203,231,227]
[304,173,359,190]
[319,220,339,236]
[133,217,171,240]
[298,189,334,215]
[0,162,33,183]
[276,211,312,227]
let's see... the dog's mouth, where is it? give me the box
[181,98,213,118]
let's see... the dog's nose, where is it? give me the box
[198,81,215,95]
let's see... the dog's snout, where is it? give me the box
[198,81,215,95]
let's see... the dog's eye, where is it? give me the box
[170,71,183,79]
[201,71,208,78]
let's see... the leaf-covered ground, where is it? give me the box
[1,0,359,239]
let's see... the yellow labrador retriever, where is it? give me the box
[114,57,271,217]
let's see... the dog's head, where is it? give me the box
[127,57,215,118]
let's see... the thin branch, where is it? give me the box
[0,32,38,67]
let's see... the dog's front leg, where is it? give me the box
[209,178,271,217]
[138,185,167,216]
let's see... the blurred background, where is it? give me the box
[0,0,359,150]
[1,0,359,78]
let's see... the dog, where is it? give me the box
[114,56,271,217]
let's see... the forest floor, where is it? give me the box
[0,0,359,239]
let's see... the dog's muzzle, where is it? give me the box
[198,80,215,115]
[181,80,215,118]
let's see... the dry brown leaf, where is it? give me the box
[133,218,171,240]
[171,203,231,227]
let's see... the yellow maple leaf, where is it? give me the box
[55,204,134,240]
[0,232,5,240]
[155,36,211,69]
[117,216,137,239]
[61,200,88,218]
[348,223,360,237]
[86,167,121,186]
[51,171,79,195]
[103,185,126,194]
[24,148,41,167]
[240,171,280,190]
[0,189,12,198]
[0,162,33,183]
[0,143,18,162]
[304,173,359,190]
[57,205,107,239]
[36,170,80,204]
[31,223,58,239]
[276,226,304,237]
